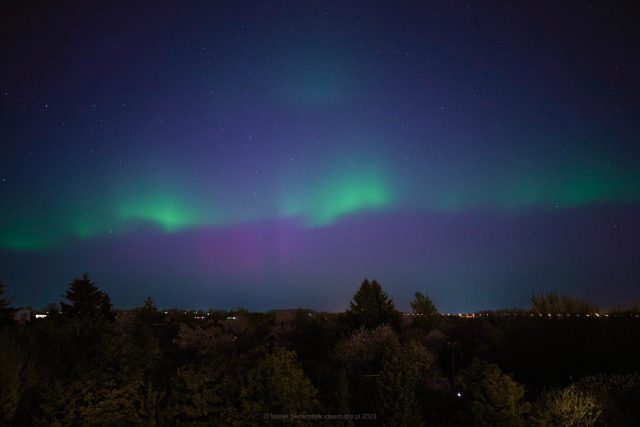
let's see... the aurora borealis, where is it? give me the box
[1,2,639,311]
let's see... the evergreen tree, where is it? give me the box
[60,273,113,329]
[143,296,157,311]
[138,296,164,325]
[345,279,400,330]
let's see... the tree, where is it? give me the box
[335,369,351,423]
[336,324,400,373]
[411,292,438,316]
[454,358,531,426]
[335,325,436,421]
[410,291,440,331]
[574,374,640,426]
[37,315,165,426]
[0,282,14,325]
[168,364,239,426]
[36,372,163,426]
[609,300,640,315]
[142,296,157,311]
[0,329,34,424]
[539,385,602,427]
[530,292,598,315]
[376,340,435,426]
[138,296,164,326]
[345,279,400,330]
[60,273,113,329]
[335,325,399,415]
[242,349,319,426]
[377,347,424,427]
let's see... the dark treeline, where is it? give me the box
[1,276,640,426]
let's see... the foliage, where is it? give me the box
[377,347,423,426]
[576,373,640,426]
[455,358,531,426]
[0,282,14,324]
[335,369,351,423]
[609,300,640,315]
[143,296,157,311]
[60,273,113,335]
[168,364,240,426]
[0,329,35,424]
[411,291,438,316]
[241,348,319,426]
[175,323,223,354]
[539,385,602,427]
[36,309,164,426]
[335,324,399,373]
[530,292,598,315]
[3,276,640,425]
[345,279,400,330]
[376,340,436,426]
[36,373,162,426]
[409,291,441,331]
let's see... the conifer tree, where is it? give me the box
[345,279,400,330]
[61,273,113,325]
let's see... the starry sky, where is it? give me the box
[1,1,639,312]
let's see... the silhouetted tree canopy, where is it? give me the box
[0,329,34,424]
[345,279,400,330]
[377,345,424,427]
[168,363,238,424]
[60,274,113,338]
[137,296,164,326]
[61,274,112,319]
[2,274,640,425]
[574,373,640,426]
[455,358,531,426]
[0,282,14,324]
[142,296,156,311]
[411,291,438,316]
[242,349,319,425]
[538,384,602,427]
[530,292,598,315]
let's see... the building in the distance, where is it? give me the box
[14,307,32,325]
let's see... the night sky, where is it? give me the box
[1,2,639,312]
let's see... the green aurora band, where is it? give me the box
[116,194,207,233]
[1,161,639,251]
[280,171,392,226]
